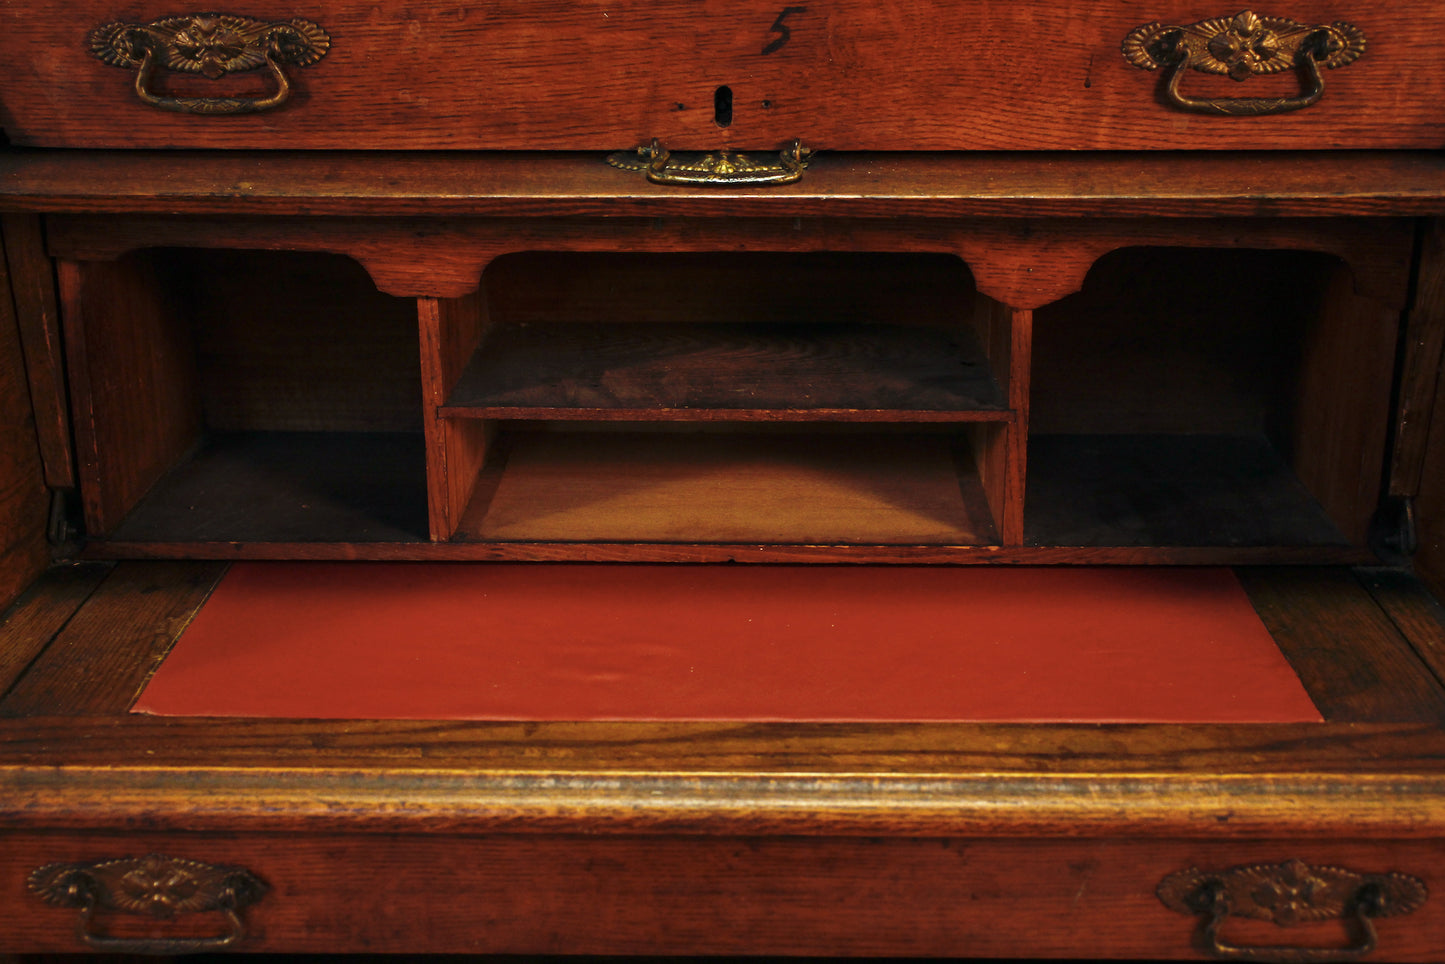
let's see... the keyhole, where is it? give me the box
[714,85,733,127]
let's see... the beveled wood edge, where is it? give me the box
[5,150,1445,219]
[0,739,1443,837]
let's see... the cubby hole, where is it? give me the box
[67,249,429,545]
[427,252,1021,550]
[1025,247,1395,553]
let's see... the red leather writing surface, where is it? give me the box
[135,564,1322,722]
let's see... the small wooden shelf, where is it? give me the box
[453,429,998,546]
[440,321,1007,422]
[1024,434,1352,550]
[105,432,429,544]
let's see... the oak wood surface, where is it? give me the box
[453,429,1001,546]
[0,215,72,489]
[0,232,51,611]
[0,832,1440,958]
[0,563,110,699]
[420,293,493,541]
[42,214,1416,311]
[60,256,202,537]
[10,151,1445,220]
[442,321,1007,421]
[1,1,1441,152]
[0,561,225,717]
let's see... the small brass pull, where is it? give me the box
[30,854,267,954]
[608,139,814,186]
[1124,11,1365,116]
[1159,860,1427,963]
[88,13,330,115]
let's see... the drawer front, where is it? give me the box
[1,832,1441,958]
[0,1,1440,151]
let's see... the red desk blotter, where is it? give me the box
[134,563,1322,722]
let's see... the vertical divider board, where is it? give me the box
[968,293,1030,546]
[58,256,202,537]
[419,287,493,542]
[1288,262,1400,547]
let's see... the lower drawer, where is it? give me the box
[2,833,1440,959]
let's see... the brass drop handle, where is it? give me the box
[1158,860,1427,964]
[1124,11,1366,117]
[1199,879,1380,962]
[29,854,267,954]
[608,139,814,186]
[88,13,330,115]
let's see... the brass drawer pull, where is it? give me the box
[1124,11,1365,116]
[608,139,814,186]
[88,13,330,115]
[1159,859,1426,962]
[29,853,267,954]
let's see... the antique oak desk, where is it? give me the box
[5,1,1445,959]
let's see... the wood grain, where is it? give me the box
[453,429,999,546]
[10,151,1445,220]
[0,563,110,699]
[0,833,1440,958]
[0,215,72,488]
[1,1,1443,151]
[1390,220,1445,498]
[0,561,225,717]
[0,230,51,610]
[43,215,1414,311]
[1287,263,1401,547]
[419,292,492,540]
[1238,568,1445,724]
[59,256,202,537]
[441,321,1007,420]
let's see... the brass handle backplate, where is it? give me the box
[88,13,330,115]
[30,853,267,954]
[1124,10,1365,116]
[1159,859,1426,963]
[608,139,814,186]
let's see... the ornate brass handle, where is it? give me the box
[607,139,814,186]
[29,854,267,954]
[1158,860,1427,963]
[1124,11,1365,116]
[88,13,330,115]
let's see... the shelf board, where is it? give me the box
[1024,434,1353,549]
[454,429,998,546]
[103,431,429,544]
[441,322,1007,421]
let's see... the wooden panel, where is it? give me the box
[455,429,998,546]
[1,2,1443,151]
[0,564,110,699]
[442,321,1005,420]
[0,833,1440,959]
[1238,567,1445,724]
[0,231,51,610]
[59,256,202,537]
[0,562,225,717]
[43,215,1413,311]
[1286,262,1401,547]
[1389,220,1445,498]
[419,292,492,540]
[176,249,422,433]
[11,151,1445,220]
[1416,350,1445,597]
[1,215,72,488]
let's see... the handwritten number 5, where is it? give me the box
[762,6,807,55]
